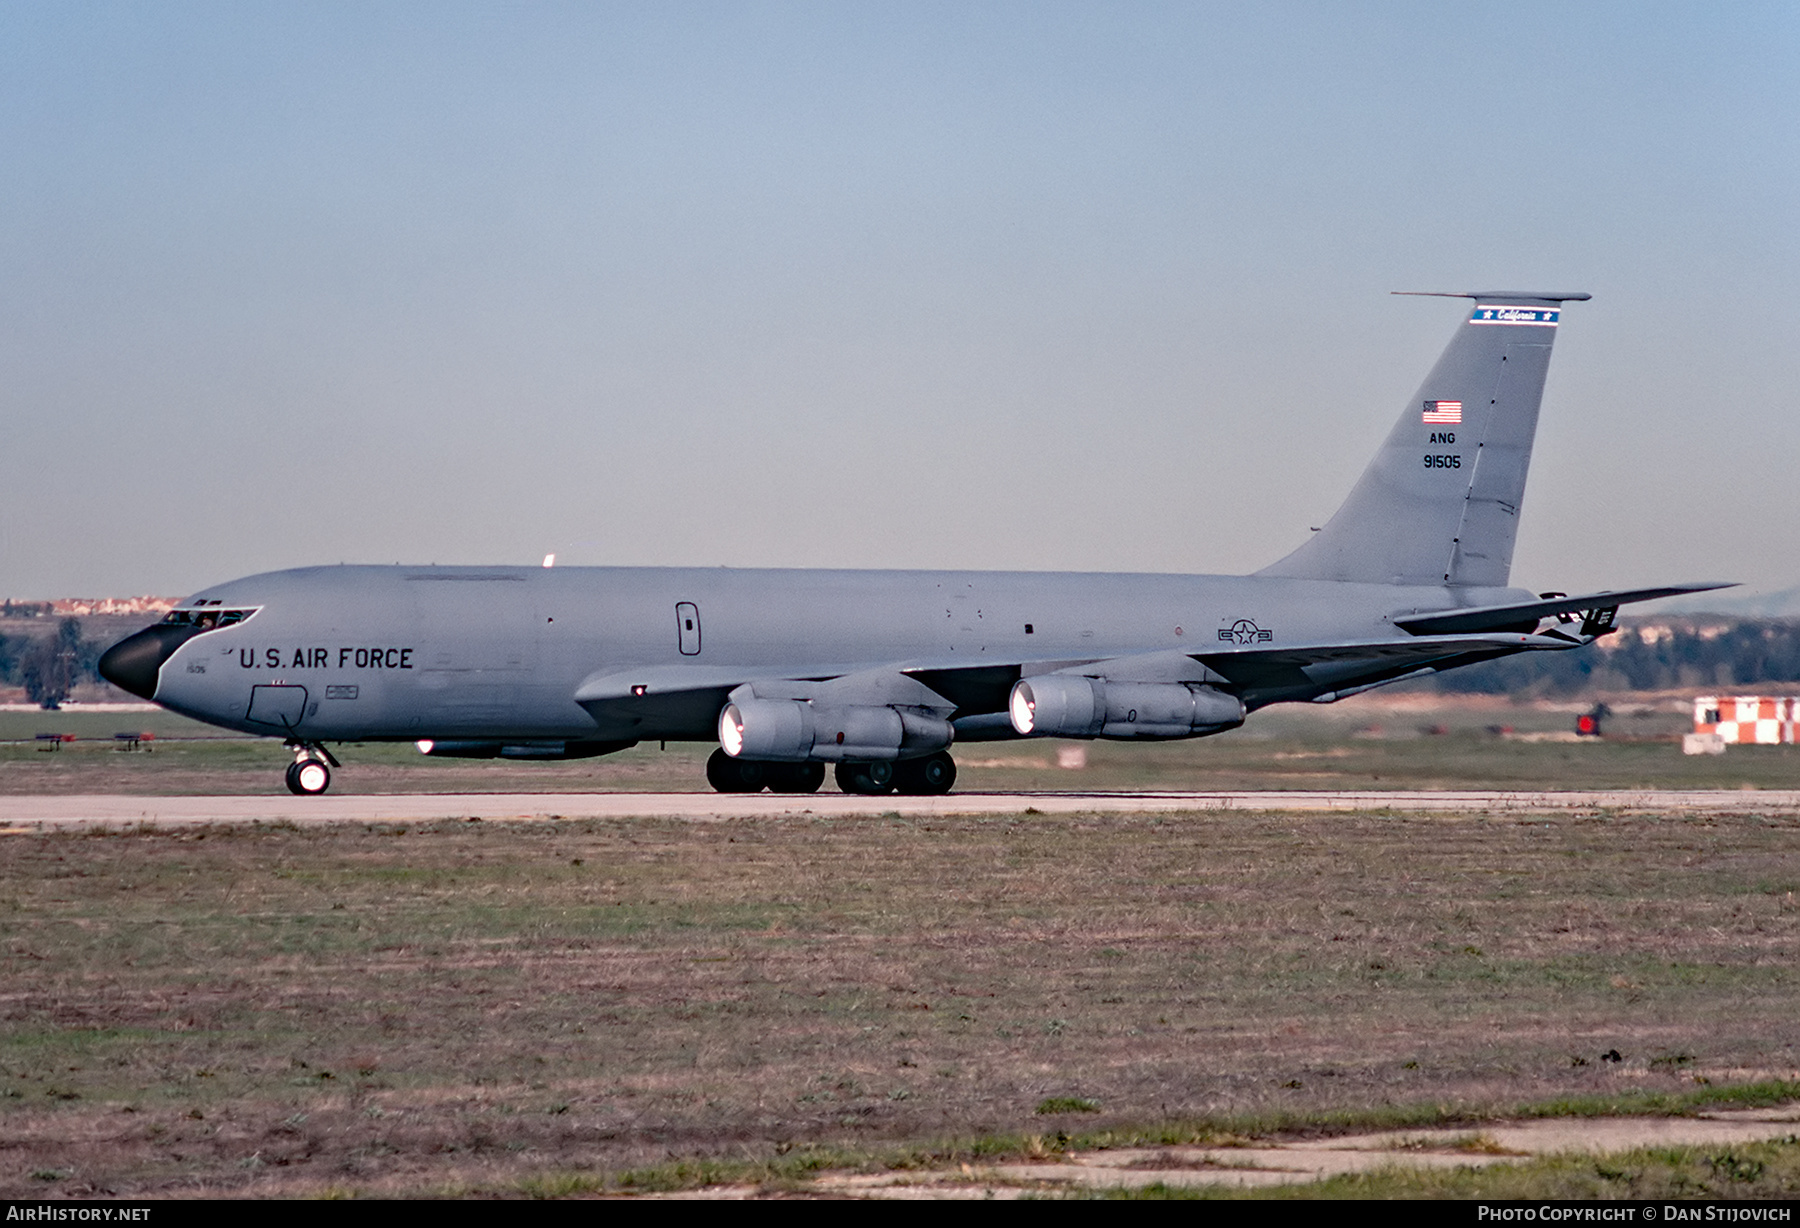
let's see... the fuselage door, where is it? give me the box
[676,602,702,656]
[246,683,309,731]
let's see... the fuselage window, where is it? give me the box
[161,608,255,631]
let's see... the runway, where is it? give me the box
[4,788,1800,829]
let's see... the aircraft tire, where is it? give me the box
[893,751,956,795]
[767,762,826,794]
[706,748,767,793]
[834,760,895,795]
[286,758,331,795]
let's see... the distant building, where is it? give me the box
[2,596,179,618]
[51,596,180,616]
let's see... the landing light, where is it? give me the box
[415,739,434,754]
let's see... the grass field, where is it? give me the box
[3,802,1799,1196]
[5,692,1800,795]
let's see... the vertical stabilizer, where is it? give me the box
[1257,292,1587,588]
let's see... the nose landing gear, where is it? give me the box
[283,741,340,795]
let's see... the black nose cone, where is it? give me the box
[98,625,200,700]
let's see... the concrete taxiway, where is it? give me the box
[3,789,1800,829]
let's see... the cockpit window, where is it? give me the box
[160,607,257,630]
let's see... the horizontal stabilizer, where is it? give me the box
[1392,583,1735,637]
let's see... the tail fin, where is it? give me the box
[1258,291,1588,588]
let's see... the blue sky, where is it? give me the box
[3,2,1795,600]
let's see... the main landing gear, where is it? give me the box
[705,751,826,794]
[837,752,958,796]
[284,741,340,795]
[705,749,956,796]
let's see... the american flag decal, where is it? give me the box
[1422,400,1462,424]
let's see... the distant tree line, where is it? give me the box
[0,618,106,709]
[1423,619,1800,696]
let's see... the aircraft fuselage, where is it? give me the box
[139,564,1530,744]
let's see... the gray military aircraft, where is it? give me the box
[99,292,1722,796]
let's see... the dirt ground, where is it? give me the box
[2,805,1798,1196]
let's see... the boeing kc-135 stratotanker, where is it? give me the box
[99,292,1724,796]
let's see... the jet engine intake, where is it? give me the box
[1008,677,1244,740]
[719,700,953,762]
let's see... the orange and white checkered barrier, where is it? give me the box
[1693,696,1798,745]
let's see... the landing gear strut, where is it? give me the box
[284,741,339,795]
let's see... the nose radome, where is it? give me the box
[97,625,201,700]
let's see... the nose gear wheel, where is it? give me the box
[283,741,339,795]
[285,758,331,795]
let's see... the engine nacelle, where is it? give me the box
[719,699,953,762]
[1008,677,1244,740]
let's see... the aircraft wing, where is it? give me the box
[574,661,973,737]
[931,629,1597,726]
[573,663,774,734]
[573,625,1603,740]
[933,629,1595,734]
[1392,583,1733,636]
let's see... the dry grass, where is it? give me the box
[2,805,1799,1196]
